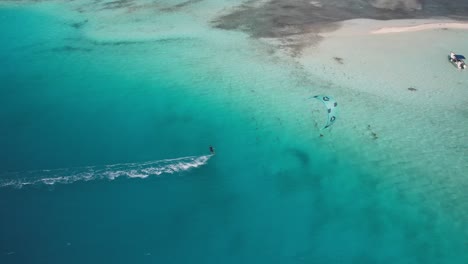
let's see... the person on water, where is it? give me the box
[209,146,215,155]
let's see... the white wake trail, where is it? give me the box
[0,155,212,188]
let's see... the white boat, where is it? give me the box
[449,52,467,69]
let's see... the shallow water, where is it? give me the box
[0,3,467,264]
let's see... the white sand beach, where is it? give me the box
[299,18,468,222]
[371,22,468,34]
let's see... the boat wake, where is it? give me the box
[0,155,212,188]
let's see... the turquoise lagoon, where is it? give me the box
[0,3,467,264]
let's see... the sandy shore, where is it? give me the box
[371,22,468,34]
[299,18,468,219]
[316,19,468,38]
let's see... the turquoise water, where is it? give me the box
[1,6,467,264]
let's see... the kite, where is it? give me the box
[311,95,338,129]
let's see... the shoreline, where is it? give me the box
[299,15,468,224]
[371,22,468,34]
[317,19,468,38]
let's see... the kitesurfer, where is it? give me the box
[209,146,215,155]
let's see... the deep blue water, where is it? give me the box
[0,6,467,264]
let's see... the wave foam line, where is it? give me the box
[0,155,212,188]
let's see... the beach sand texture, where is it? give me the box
[300,17,468,225]
[372,21,468,34]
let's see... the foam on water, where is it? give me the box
[0,155,211,188]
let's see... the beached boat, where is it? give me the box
[448,52,467,69]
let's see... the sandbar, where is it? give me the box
[371,22,468,34]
